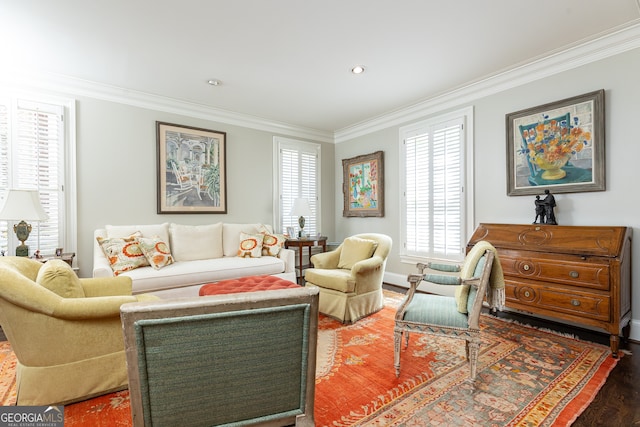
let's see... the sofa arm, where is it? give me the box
[93,228,115,278]
[278,248,295,273]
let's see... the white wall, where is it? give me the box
[336,47,640,339]
[74,97,335,277]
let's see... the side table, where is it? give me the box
[285,237,327,285]
[31,252,76,267]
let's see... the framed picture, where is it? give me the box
[286,226,295,238]
[157,122,227,214]
[342,150,384,217]
[506,89,605,196]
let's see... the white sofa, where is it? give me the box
[93,222,296,298]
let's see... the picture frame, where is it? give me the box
[55,248,63,257]
[342,150,384,217]
[157,122,227,214]
[286,226,295,239]
[506,89,605,196]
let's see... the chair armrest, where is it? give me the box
[422,273,462,286]
[310,250,340,269]
[80,276,133,297]
[52,295,143,320]
[417,261,461,274]
[351,256,383,275]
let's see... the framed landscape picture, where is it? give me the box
[506,89,605,196]
[157,122,227,213]
[342,150,384,217]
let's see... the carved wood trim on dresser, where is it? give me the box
[467,223,632,357]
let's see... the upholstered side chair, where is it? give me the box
[0,257,158,405]
[394,242,501,380]
[304,233,392,323]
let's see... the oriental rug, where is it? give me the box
[0,291,619,426]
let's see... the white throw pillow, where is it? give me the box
[169,223,223,261]
[106,223,170,245]
[222,223,272,257]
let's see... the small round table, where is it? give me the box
[285,236,327,285]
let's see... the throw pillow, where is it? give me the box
[36,259,84,298]
[337,236,378,269]
[138,236,174,270]
[262,232,286,256]
[169,223,223,261]
[237,232,264,258]
[222,223,272,257]
[97,233,149,275]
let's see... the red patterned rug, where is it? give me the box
[0,291,619,426]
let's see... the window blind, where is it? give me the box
[274,137,320,236]
[402,116,465,259]
[0,99,64,255]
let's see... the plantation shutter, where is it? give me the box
[0,99,64,255]
[403,117,464,259]
[275,137,320,236]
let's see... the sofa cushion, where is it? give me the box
[106,223,170,245]
[139,236,174,270]
[238,232,264,258]
[337,236,378,269]
[97,233,149,275]
[223,223,272,257]
[169,223,223,262]
[36,259,84,298]
[262,232,286,256]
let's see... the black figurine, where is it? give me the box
[533,189,557,225]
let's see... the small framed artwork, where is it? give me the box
[286,226,295,238]
[157,122,227,213]
[55,248,63,257]
[342,150,384,217]
[506,89,605,196]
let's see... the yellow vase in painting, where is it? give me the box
[533,154,571,180]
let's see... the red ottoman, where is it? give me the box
[199,275,299,296]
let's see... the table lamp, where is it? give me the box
[0,189,49,256]
[289,198,313,238]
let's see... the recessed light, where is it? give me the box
[351,65,365,74]
[207,79,222,86]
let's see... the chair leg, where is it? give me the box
[404,331,409,348]
[394,329,402,377]
[467,340,479,380]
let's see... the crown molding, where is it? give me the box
[334,21,640,144]
[0,69,334,144]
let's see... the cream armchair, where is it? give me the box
[304,233,392,323]
[0,257,158,406]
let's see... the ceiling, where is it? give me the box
[2,1,640,135]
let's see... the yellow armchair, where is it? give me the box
[304,233,392,323]
[0,257,158,405]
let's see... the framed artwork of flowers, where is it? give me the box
[506,89,605,196]
[342,150,384,217]
[156,121,227,213]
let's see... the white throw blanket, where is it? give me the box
[460,240,505,311]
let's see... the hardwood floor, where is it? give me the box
[384,284,640,426]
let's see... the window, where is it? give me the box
[0,96,76,256]
[273,137,321,236]
[400,107,473,262]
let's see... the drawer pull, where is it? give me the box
[524,291,531,298]
[571,299,581,307]
[569,271,579,278]
[523,264,531,271]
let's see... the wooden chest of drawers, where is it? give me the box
[467,223,632,357]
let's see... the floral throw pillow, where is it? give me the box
[262,233,286,256]
[96,232,149,275]
[237,232,264,258]
[138,236,174,270]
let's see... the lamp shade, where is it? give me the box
[0,190,49,221]
[289,198,313,217]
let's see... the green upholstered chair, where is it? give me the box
[394,244,499,380]
[304,233,392,323]
[0,256,158,405]
[121,286,319,427]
